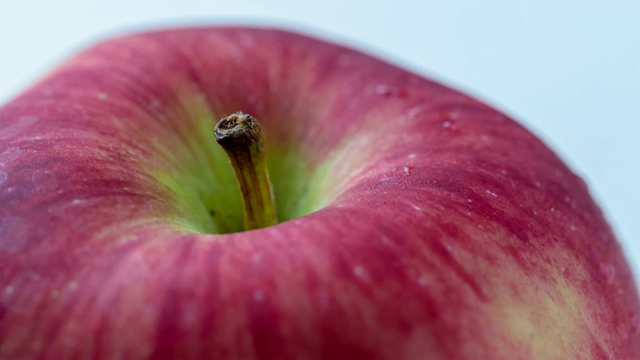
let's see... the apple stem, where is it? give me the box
[214,112,278,230]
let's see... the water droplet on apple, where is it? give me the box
[372,84,408,98]
[412,204,422,212]
[0,170,7,185]
[402,166,411,176]
[374,84,399,96]
[442,114,460,130]
[32,169,58,192]
[407,105,428,120]
[598,262,616,284]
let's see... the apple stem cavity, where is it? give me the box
[214,112,278,230]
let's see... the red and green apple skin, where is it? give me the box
[0,27,638,359]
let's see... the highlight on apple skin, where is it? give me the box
[0,27,639,359]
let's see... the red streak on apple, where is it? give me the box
[0,27,639,359]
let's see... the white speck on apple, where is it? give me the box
[485,189,498,198]
[0,170,7,185]
[0,148,22,165]
[353,265,366,278]
[418,277,429,287]
[411,204,422,212]
[3,285,13,297]
[443,121,452,129]
[97,92,108,100]
[67,281,78,291]
[31,169,58,192]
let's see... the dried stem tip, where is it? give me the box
[214,112,277,230]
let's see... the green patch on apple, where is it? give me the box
[152,108,331,234]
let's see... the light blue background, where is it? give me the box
[1,1,638,283]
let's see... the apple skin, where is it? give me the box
[0,27,639,359]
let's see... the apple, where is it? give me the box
[0,27,639,359]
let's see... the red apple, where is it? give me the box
[0,27,638,359]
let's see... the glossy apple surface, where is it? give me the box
[0,27,638,359]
